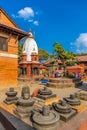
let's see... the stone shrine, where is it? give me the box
[64,94,81,106]
[37,85,56,100]
[14,86,34,118]
[4,87,18,104]
[53,100,77,122]
[32,105,59,130]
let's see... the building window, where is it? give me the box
[20,67,27,75]
[0,36,8,51]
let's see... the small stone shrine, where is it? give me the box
[14,86,34,118]
[53,100,77,122]
[37,85,56,100]
[32,105,59,130]
[4,88,18,104]
[64,94,86,113]
[64,94,81,106]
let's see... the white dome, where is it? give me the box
[22,37,38,61]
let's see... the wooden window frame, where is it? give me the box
[0,36,8,51]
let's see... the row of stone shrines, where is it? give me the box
[0,7,43,87]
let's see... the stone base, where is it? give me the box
[14,106,33,118]
[33,122,58,130]
[45,97,60,105]
[77,91,87,101]
[14,110,31,118]
[56,109,77,122]
[47,78,83,88]
[37,94,56,100]
[71,104,86,113]
[4,99,17,105]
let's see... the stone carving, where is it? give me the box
[14,86,34,118]
[64,94,81,106]
[32,105,60,130]
[37,85,56,100]
[53,100,77,122]
[4,87,18,104]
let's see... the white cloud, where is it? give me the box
[28,19,33,22]
[12,7,40,27]
[71,33,87,53]
[75,33,87,47]
[33,20,39,26]
[12,14,16,18]
[18,7,34,20]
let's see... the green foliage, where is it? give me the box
[18,44,23,62]
[38,48,49,60]
[53,42,74,61]
[53,43,64,59]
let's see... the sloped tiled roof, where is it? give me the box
[44,59,62,65]
[67,65,83,69]
[76,55,87,62]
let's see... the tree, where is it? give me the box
[53,42,74,76]
[38,48,49,60]
[53,43,65,59]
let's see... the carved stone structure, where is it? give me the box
[64,94,81,106]
[32,105,59,130]
[14,86,34,118]
[4,88,18,104]
[37,85,56,100]
[53,100,77,121]
[47,78,83,88]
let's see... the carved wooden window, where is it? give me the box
[0,36,8,51]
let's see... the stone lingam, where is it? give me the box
[64,94,86,113]
[4,87,18,104]
[14,86,35,118]
[32,105,60,130]
[64,94,81,106]
[53,100,77,122]
[37,85,56,100]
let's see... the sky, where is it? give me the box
[1,0,87,54]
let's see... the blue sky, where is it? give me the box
[1,0,87,54]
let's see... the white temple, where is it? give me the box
[22,31,38,61]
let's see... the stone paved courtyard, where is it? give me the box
[0,80,87,130]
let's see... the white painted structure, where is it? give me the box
[22,31,38,61]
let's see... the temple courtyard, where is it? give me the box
[0,80,87,130]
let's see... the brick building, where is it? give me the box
[76,55,87,73]
[0,8,28,87]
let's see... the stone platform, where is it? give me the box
[55,109,77,122]
[71,104,86,113]
[0,102,16,114]
[77,91,87,101]
[47,78,83,88]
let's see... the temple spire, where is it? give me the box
[28,29,34,39]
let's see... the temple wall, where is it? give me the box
[0,57,18,87]
[0,10,17,28]
[0,9,19,87]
